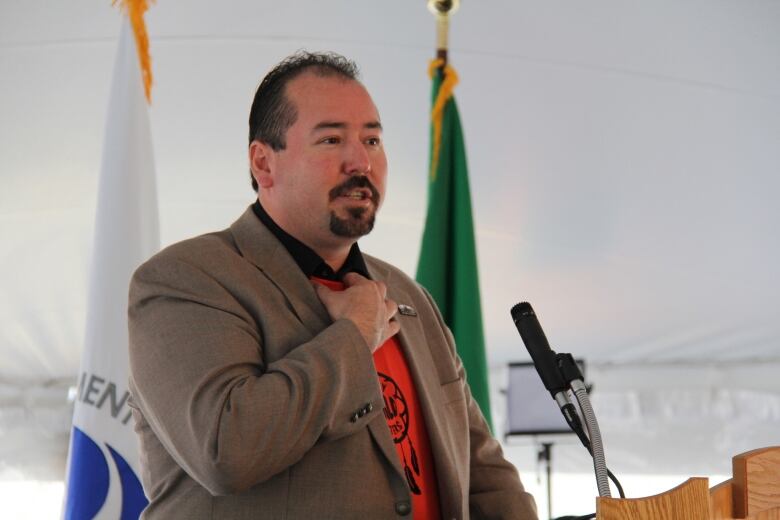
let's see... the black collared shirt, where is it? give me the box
[252,200,369,281]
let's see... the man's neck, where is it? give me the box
[315,245,352,273]
[257,197,355,273]
[295,227,355,272]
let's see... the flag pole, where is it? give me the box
[62,3,157,517]
[427,0,460,65]
[419,0,494,429]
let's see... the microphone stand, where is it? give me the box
[538,442,554,518]
[557,354,611,498]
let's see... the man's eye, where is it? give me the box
[366,137,381,146]
[320,137,341,144]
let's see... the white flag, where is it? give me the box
[63,16,158,520]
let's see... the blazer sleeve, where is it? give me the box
[419,287,539,520]
[128,254,383,496]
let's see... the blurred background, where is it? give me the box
[1,1,779,518]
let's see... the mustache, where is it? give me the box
[329,176,380,205]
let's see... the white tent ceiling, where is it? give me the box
[2,0,779,490]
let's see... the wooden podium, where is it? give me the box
[595,447,780,519]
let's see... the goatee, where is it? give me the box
[330,207,376,237]
[328,176,380,238]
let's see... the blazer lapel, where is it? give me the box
[368,261,464,520]
[229,207,331,336]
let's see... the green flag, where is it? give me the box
[416,61,492,429]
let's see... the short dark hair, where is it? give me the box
[247,51,360,191]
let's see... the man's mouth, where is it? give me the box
[342,189,371,201]
[330,177,380,205]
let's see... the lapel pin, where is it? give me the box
[397,304,417,317]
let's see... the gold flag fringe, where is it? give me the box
[428,58,458,181]
[113,0,154,103]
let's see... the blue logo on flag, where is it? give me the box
[65,426,149,520]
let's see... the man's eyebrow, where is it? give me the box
[311,120,383,132]
[312,121,346,131]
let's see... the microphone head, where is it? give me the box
[510,300,567,395]
[510,301,534,323]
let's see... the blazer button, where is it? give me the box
[350,412,360,423]
[365,402,373,413]
[395,500,411,516]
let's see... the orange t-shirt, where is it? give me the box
[373,336,442,520]
[313,278,441,519]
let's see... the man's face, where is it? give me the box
[259,72,387,251]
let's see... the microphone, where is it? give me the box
[510,301,616,498]
[510,302,569,405]
[511,302,586,436]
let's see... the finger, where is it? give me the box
[375,280,388,300]
[311,281,333,302]
[385,318,401,340]
[376,319,401,349]
[385,298,398,319]
[342,272,367,286]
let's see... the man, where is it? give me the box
[128,51,537,519]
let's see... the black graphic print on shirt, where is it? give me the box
[378,372,422,495]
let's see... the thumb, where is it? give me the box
[311,280,330,297]
[342,272,368,286]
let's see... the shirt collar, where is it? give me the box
[252,200,369,281]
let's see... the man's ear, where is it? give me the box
[249,140,275,189]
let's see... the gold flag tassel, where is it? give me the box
[428,59,459,181]
[113,0,154,103]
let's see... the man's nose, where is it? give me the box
[343,139,371,176]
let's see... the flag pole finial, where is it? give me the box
[427,0,460,64]
[426,0,460,180]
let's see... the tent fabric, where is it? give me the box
[2,0,779,482]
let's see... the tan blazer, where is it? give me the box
[128,207,537,519]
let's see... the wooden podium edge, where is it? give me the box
[595,447,780,519]
[733,446,780,518]
[710,478,734,519]
[597,477,711,520]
